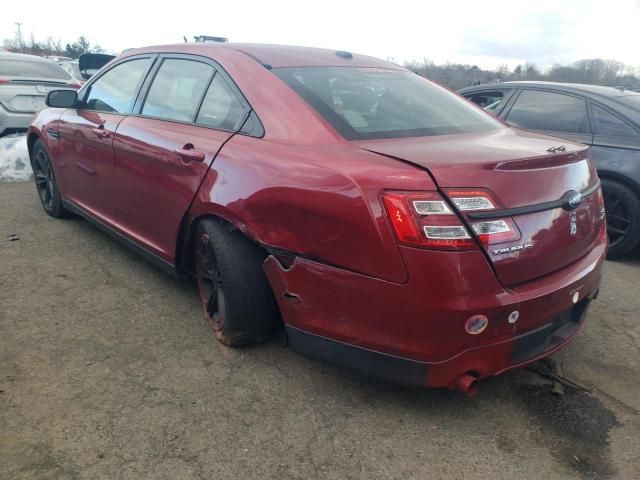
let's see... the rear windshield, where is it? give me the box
[0,58,71,80]
[617,94,640,110]
[274,67,501,140]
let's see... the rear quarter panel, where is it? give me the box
[189,134,438,283]
[590,144,640,193]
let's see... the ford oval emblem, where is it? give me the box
[564,191,583,210]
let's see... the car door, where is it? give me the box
[57,56,154,221]
[112,55,251,263]
[502,89,593,145]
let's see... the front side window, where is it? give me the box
[506,90,589,134]
[590,104,637,137]
[83,58,152,114]
[196,74,247,130]
[274,67,501,140]
[142,59,214,122]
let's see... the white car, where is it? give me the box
[0,53,80,136]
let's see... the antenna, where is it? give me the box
[15,22,24,53]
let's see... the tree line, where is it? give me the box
[3,29,103,59]
[405,58,640,91]
[3,28,639,91]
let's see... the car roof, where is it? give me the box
[459,80,640,117]
[0,52,58,63]
[460,80,639,100]
[124,42,405,70]
[488,81,637,97]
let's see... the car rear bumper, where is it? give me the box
[285,291,595,387]
[0,104,36,136]
[263,230,606,388]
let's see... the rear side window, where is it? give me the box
[84,58,152,114]
[464,90,506,109]
[196,74,247,130]
[590,104,637,137]
[506,90,589,134]
[274,67,501,140]
[0,58,71,80]
[142,59,214,122]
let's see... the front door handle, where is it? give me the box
[174,144,205,163]
[91,127,110,139]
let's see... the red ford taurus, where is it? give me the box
[27,43,607,394]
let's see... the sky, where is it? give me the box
[2,0,639,69]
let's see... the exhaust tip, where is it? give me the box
[449,373,479,396]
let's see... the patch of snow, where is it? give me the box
[0,134,32,182]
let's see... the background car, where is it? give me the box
[0,52,80,136]
[459,81,640,258]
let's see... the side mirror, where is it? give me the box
[46,90,78,108]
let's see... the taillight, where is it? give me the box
[382,189,520,250]
[382,192,476,250]
[445,189,520,245]
[0,77,10,84]
[67,81,83,88]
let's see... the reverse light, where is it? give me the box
[446,189,520,245]
[471,220,510,235]
[424,225,470,240]
[452,196,495,211]
[413,200,451,215]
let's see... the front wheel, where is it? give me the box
[194,219,279,346]
[30,139,68,218]
[602,178,640,259]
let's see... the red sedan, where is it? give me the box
[27,43,607,395]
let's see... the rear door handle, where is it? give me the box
[91,127,110,139]
[174,144,206,163]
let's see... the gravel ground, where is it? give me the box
[1,181,639,480]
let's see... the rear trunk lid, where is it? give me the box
[0,78,76,113]
[356,128,605,286]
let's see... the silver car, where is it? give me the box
[0,53,79,136]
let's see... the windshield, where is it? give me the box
[0,58,71,80]
[274,67,501,140]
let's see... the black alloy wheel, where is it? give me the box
[193,219,279,346]
[30,139,68,218]
[601,178,640,258]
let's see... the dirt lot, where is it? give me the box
[1,181,639,480]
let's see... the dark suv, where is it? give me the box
[459,81,640,258]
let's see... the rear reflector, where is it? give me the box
[381,194,422,244]
[465,315,488,334]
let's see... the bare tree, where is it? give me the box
[405,58,639,91]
